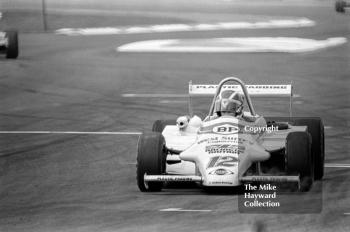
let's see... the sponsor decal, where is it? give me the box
[199,122,248,135]
[197,136,246,145]
[155,176,194,181]
[250,176,290,182]
[207,156,238,168]
[212,124,239,134]
[209,181,234,185]
[209,168,234,175]
[205,144,245,154]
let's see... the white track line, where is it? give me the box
[121,162,137,165]
[344,213,350,215]
[160,208,212,212]
[0,131,141,135]
[56,18,315,36]
[293,101,303,104]
[159,100,188,104]
[117,37,347,53]
[325,164,350,168]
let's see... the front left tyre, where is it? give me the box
[5,31,18,59]
[265,117,325,180]
[137,132,167,192]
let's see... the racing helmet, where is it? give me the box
[214,90,245,116]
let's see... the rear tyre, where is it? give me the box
[5,31,18,59]
[285,131,314,191]
[152,119,176,132]
[294,118,324,180]
[137,132,166,192]
[335,0,346,12]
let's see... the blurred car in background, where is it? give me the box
[335,0,349,12]
[0,30,18,59]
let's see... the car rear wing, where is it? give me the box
[189,83,292,98]
[188,80,294,117]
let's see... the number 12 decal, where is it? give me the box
[207,156,238,168]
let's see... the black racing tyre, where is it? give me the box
[294,118,325,180]
[5,31,19,59]
[285,131,313,191]
[152,119,176,132]
[137,132,166,192]
[265,116,325,180]
[335,0,346,12]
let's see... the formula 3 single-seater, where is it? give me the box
[137,77,324,192]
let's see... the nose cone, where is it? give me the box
[180,142,241,186]
[204,164,240,186]
[179,132,270,187]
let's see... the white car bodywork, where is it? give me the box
[162,114,306,187]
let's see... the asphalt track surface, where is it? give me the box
[0,0,350,231]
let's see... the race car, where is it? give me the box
[137,77,324,192]
[335,0,349,12]
[0,30,19,59]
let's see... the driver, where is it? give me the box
[214,90,245,117]
[213,89,262,123]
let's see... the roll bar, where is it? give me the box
[208,77,256,116]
